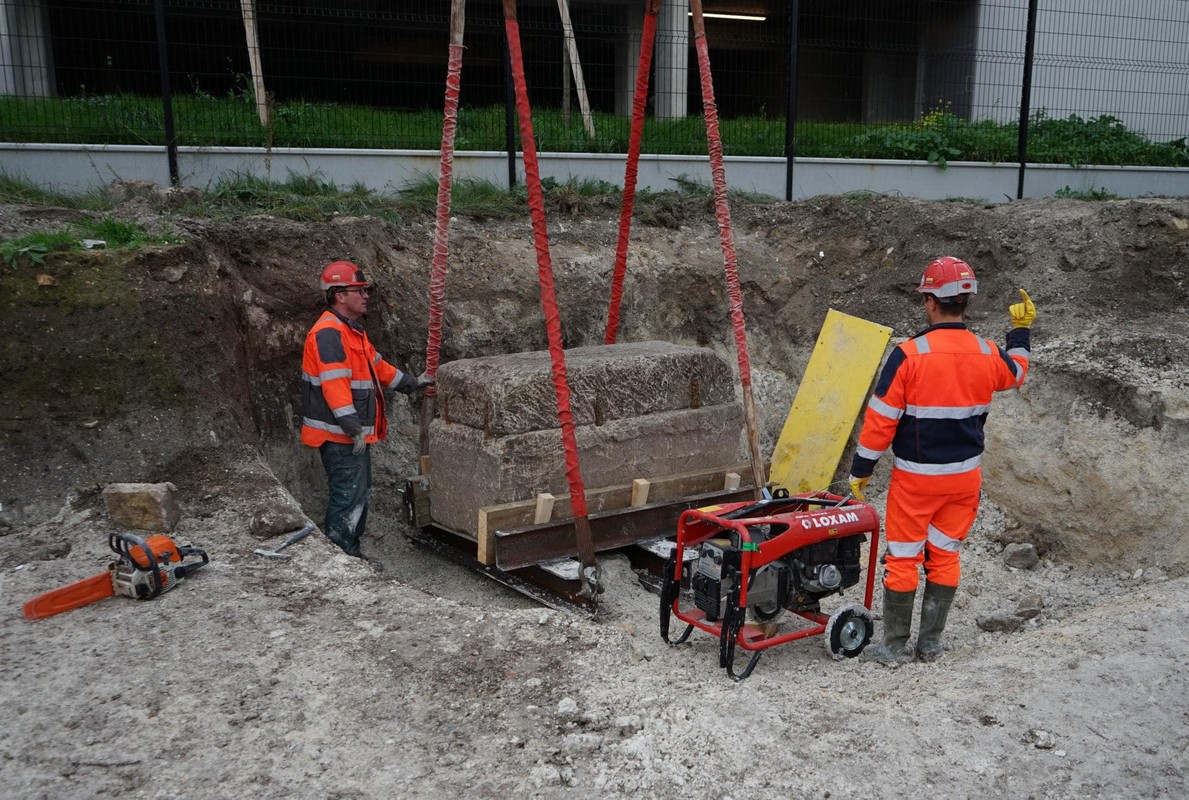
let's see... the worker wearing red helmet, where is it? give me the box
[848,256,1036,663]
[301,261,433,559]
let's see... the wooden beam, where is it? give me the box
[474,461,756,566]
[495,486,757,570]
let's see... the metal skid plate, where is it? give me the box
[403,523,598,615]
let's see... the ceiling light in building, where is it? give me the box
[689,12,767,22]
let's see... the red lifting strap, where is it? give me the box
[419,1,467,458]
[604,1,660,345]
[502,2,592,535]
[690,0,767,494]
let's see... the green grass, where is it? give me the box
[0,172,115,210]
[3,94,1187,168]
[177,171,407,224]
[1054,185,1120,201]
[1,216,172,268]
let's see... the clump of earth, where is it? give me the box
[1,187,1187,797]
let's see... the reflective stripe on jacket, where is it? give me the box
[300,310,404,447]
[850,322,1030,495]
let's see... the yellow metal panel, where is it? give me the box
[769,309,892,494]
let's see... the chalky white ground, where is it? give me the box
[2,193,1188,798]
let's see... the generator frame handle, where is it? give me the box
[662,491,883,674]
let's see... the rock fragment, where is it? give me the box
[102,482,181,532]
[1003,542,1040,570]
[1016,594,1044,619]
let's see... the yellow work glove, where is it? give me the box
[1009,288,1037,328]
[848,475,870,502]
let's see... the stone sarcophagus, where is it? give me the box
[426,341,744,537]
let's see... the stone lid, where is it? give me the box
[436,341,737,436]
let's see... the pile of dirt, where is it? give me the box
[1,190,1188,797]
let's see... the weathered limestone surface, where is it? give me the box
[436,341,736,436]
[428,342,744,537]
[102,482,181,532]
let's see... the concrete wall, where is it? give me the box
[1,143,1187,203]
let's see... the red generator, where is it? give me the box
[659,490,881,680]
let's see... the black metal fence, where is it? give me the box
[2,1,1188,166]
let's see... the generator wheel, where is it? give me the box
[750,600,782,623]
[825,604,874,660]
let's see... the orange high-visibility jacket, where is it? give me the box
[850,323,1030,495]
[300,310,408,447]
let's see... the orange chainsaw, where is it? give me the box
[23,531,209,621]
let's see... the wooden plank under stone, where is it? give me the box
[475,461,754,565]
[494,485,757,571]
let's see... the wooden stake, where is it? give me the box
[239,0,270,129]
[556,0,596,139]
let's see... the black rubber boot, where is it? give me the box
[863,588,916,664]
[915,582,957,662]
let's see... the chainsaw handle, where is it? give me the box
[110,532,165,598]
[172,546,210,580]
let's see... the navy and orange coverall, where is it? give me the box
[301,308,418,556]
[850,322,1031,592]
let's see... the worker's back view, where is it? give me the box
[848,257,1036,663]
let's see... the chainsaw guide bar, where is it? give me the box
[23,531,209,621]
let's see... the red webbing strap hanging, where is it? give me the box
[502,0,597,576]
[419,0,467,460]
[690,0,767,498]
[604,0,661,345]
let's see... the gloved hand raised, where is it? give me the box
[848,475,870,502]
[351,432,367,456]
[1009,288,1036,328]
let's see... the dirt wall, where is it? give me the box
[2,194,1188,572]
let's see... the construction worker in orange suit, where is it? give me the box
[847,256,1036,663]
[301,261,433,559]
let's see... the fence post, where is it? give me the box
[504,29,517,189]
[1016,0,1039,200]
[153,0,179,186]
[784,0,800,202]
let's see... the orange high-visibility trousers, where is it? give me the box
[883,481,981,592]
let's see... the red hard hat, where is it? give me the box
[320,260,369,291]
[916,256,978,299]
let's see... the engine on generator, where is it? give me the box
[692,528,865,622]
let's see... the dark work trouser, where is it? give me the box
[318,441,370,558]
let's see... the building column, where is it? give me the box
[613,5,644,116]
[1,0,54,97]
[653,0,688,119]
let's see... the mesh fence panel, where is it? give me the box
[1,0,1187,163]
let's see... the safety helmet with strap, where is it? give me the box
[916,256,977,300]
[320,260,369,291]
